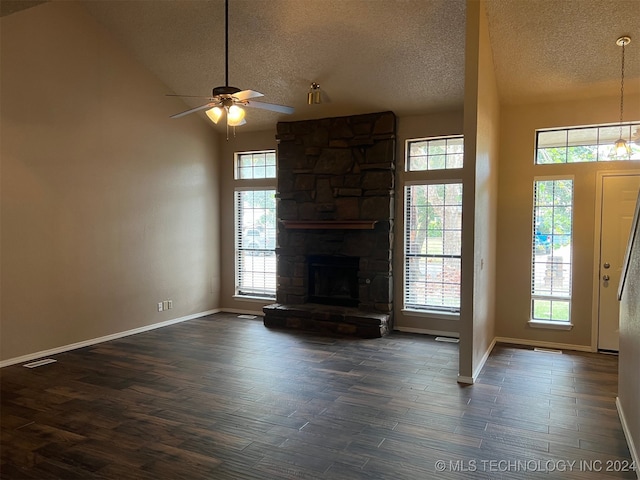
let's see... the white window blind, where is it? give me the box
[531,178,573,322]
[404,183,463,311]
[235,189,277,298]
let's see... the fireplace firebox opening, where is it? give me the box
[307,255,359,307]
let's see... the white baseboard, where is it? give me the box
[393,329,495,385]
[457,337,497,385]
[457,375,475,384]
[394,326,460,338]
[0,308,221,368]
[616,397,640,479]
[494,336,592,352]
[474,337,497,380]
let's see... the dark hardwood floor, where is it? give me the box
[1,313,636,479]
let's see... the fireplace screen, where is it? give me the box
[307,255,359,307]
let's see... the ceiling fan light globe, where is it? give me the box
[206,106,223,124]
[228,117,246,127]
[227,105,246,126]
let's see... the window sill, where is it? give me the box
[402,309,460,320]
[233,295,276,303]
[528,320,573,330]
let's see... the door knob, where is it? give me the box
[603,262,610,269]
[603,275,610,281]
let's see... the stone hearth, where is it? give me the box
[263,111,396,337]
[263,303,389,338]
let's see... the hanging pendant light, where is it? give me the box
[307,82,321,105]
[614,36,631,157]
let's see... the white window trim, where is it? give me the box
[404,178,464,186]
[530,175,575,324]
[401,308,460,320]
[528,320,574,330]
[232,295,274,303]
[233,150,277,300]
[405,135,465,172]
[234,150,277,180]
[535,121,640,165]
[234,188,277,299]
[403,182,463,313]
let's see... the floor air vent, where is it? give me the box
[435,337,459,343]
[533,348,562,354]
[23,359,57,368]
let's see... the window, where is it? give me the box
[236,150,276,179]
[536,122,640,164]
[404,182,463,312]
[234,151,277,299]
[531,178,573,323]
[406,136,464,171]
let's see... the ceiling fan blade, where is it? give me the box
[243,100,294,115]
[166,94,214,99]
[233,89,264,101]
[170,102,217,119]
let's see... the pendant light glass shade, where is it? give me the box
[615,138,631,156]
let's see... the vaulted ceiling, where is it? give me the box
[7,0,639,132]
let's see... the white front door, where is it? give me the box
[597,174,640,351]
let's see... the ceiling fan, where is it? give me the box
[168,0,293,128]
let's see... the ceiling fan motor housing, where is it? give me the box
[213,86,241,97]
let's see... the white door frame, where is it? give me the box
[590,170,640,352]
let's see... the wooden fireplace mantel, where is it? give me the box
[281,220,378,230]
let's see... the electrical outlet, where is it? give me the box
[163,300,169,310]
[157,302,163,312]
[167,300,173,309]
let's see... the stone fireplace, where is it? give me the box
[263,111,395,337]
[307,254,360,307]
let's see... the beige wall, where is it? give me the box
[458,0,500,381]
[495,94,640,349]
[470,0,499,379]
[1,2,221,363]
[618,192,640,468]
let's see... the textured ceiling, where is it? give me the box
[485,0,640,104]
[80,0,466,131]
[18,0,640,132]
